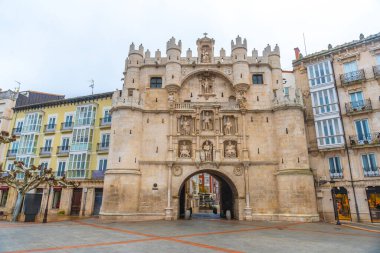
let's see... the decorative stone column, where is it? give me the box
[243,163,253,221]
[165,163,174,220]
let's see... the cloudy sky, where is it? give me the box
[1,0,379,97]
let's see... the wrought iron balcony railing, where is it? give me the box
[40,147,52,156]
[373,65,380,78]
[345,99,372,114]
[6,149,17,158]
[61,122,73,132]
[99,117,112,127]
[96,142,109,152]
[363,167,380,177]
[12,128,22,136]
[340,69,365,85]
[44,124,56,133]
[349,132,380,146]
[56,146,70,156]
[65,169,105,180]
[330,172,343,179]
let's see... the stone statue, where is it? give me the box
[224,117,233,135]
[225,141,237,158]
[201,49,210,63]
[179,143,191,158]
[168,92,175,103]
[202,112,213,130]
[202,141,213,162]
[237,91,247,109]
[181,117,191,135]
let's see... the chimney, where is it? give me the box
[294,47,300,60]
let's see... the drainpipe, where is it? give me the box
[330,59,360,222]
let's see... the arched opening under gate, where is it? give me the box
[178,170,238,220]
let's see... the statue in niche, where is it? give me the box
[201,140,213,162]
[201,49,210,63]
[168,92,175,104]
[237,90,247,109]
[180,116,192,135]
[179,141,191,158]
[200,76,214,94]
[224,117,233,135]
[202,111,213,130]
[225,141,237,158]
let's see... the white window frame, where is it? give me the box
[315,117,344,147]
[307,61,333,87]
[361,153,378,177]
[311,88,338,115]
[57,160,67,177]
[98,158,108,171]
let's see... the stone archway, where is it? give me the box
[174,169,240,220]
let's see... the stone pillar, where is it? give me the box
[241,111,249,160]
[243,164,253,221]
[165,164,174,220]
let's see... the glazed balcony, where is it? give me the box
[96,142,109,153]
[12,127,22,136]
[345,99,372,115]
[373,65,380,79]
[6,149,17,158]
[39,147,52,157]
[17,147,37,155]
[66,169,105,180]
[99,117,112,128]
[349,132,380,147]
[74,118,95,127]
[330,172,343,179]
[340,69,366,86]
[44,124,56,134]
[70,142,92,152]
[363,167,380,177]
[56,146,70,156]
[21,124,41,134]
[60,122,73,132]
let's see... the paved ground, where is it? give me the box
[0,217,379,253]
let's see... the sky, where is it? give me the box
[0,0,379,97]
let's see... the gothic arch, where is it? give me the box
[180,69,234,88]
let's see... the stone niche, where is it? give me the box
[200,140,213,162]
[222,115,238,135]
[201,110,214,131]
[177,115,194,135]
[224,140,238,158]
[178,140,192,159]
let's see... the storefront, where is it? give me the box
[332,187,351,221]
[366,186,380,223]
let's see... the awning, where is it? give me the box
[0,186,9,190]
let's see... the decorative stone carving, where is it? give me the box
[198,74,215,95]
[201,49,211,63]
[201,111,213,131]
[236,90,247,109]
[179,116,192,135]
[223,116,235,135]
[224,140,237,158]
[168,92,175,104]
[172,166,183,176]
[233,167,243,176]
[200,140,213,162]
[178,140,191,158]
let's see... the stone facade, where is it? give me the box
[293,33,380,223]
[100,35,319,222]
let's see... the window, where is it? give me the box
[103,109,111,123]
[47,117,56,129]
[68,153,89,170]
[362,154,378,177]
[57,161,66,177]
[52,189,62,209]
[64,114,73,127]
[0,189,8,207]
[61,137,70,151]
[343,61,358,74]
[16,121,23,132]
[7,162,14,171]
[43,139,52,150]
[23,113,42,132]
[71,128,93,151]
[355,119,371,144]
[311,88,338,115]
[307,61,332,87]
[349,91,364,109]
[328,157,343,178]
[98,159,108,171]
[252,74,263,84]
[75,105,96,126]
[19,133,38,154]
[150,77,162,88]
[283,87,289,97]
[315,118,343,146]
[40,162,49,169]
[101,134,110,148]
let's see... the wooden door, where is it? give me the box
[70,188,82,216]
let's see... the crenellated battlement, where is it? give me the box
[231,35,247,51]
[166,37,182,52]
[129,42,144,56]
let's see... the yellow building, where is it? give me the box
[0,91,113,220]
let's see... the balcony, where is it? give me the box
[349,132,380,147]
[39,147,52,157]
[17,147,37,155]
[373,65,380,79]
[74,118,95,127]
[6,149,17,158]
[44,124,56,134]
[330,172,343,179]
[70,142,92,152]
[99,117,112,128]
[345,99,372,115]
[340,69,366,86]
[66,169,105,180]
[364,167,380,177]
[56,146,70,156]
[21,124,41,134]
[12,128,22,136]
[96,142,109,153]
[61,122,73,132]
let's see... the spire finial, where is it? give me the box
[203,32,208,37]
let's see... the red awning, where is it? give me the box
[0,186,9,190]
